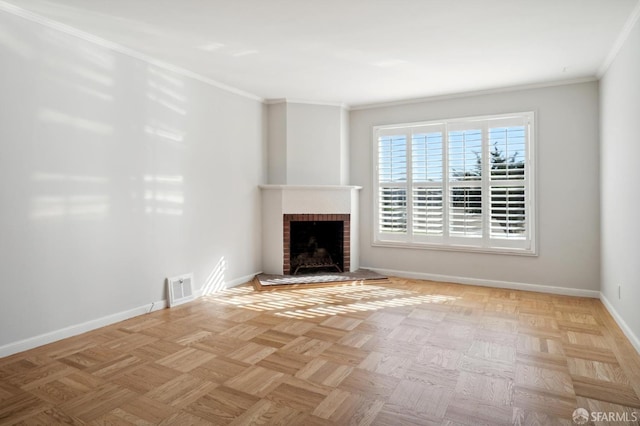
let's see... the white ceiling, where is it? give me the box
[5,0,639,107]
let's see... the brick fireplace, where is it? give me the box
[283,214,350,275]
[260,185,361,276]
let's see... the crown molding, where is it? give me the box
[265,98,348,109]
[349,76,598,111]
[597,0,640,77]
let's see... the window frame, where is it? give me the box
[372,111,537,256]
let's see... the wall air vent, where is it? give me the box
[167,273,195,307]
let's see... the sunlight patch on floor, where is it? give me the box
[203,283,460,318]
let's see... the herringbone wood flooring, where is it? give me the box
[1,278,639,425]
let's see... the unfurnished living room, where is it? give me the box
[1,0,640,424]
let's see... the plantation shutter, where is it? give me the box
[411,124,444,239]
[377,130,408,239]
[447,121,483,242]
[373,112,534,254]
[487,116,530,247]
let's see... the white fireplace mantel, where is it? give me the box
[260,185,361,275]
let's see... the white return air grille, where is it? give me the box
[167,273,195,307]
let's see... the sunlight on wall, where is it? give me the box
[139,174,185,216]
[24,31,118,221]
[30,195,110,219]
[38,108,114,135]
[147,66,184,88]
[146,65,187,115]
[29,173,110,219]
[41,74,114,102]
[74,41,115,70]
[137,65,189,212]
[142,175,184,184]
[43,56,114,88]
[36,30,115,101]
[43,58,114,87]
[43,26,114,67]
[147,79,187,102]
[143,125,185,143]
[201,257,228,295]
[146,93,187,116]
[143,190,184,204]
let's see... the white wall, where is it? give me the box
[287,103,343,185]
[266,102,348,185]
[600,16,640,347]
[350,82,601,294]
[267,102,287,184]
[0,11,265,352]
[340,107,350,186]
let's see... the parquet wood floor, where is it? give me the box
[1,278,639,425]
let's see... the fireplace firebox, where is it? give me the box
[283,214,350,275]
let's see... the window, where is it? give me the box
[373,112,535,254]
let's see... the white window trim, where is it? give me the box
[372,111,537,256]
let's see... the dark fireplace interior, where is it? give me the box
[290,221,344,275]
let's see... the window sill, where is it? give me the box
[371,239,537,256]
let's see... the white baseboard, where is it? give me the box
[0,272,260,358]
[364,266,601,298]
[0,299,166,358]
[599,293,640,355]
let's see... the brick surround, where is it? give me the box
[283,214,350,275]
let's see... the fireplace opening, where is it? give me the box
[290,221,343,275]
[283,214,350,275]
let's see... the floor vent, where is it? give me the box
[167,273,195,307]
